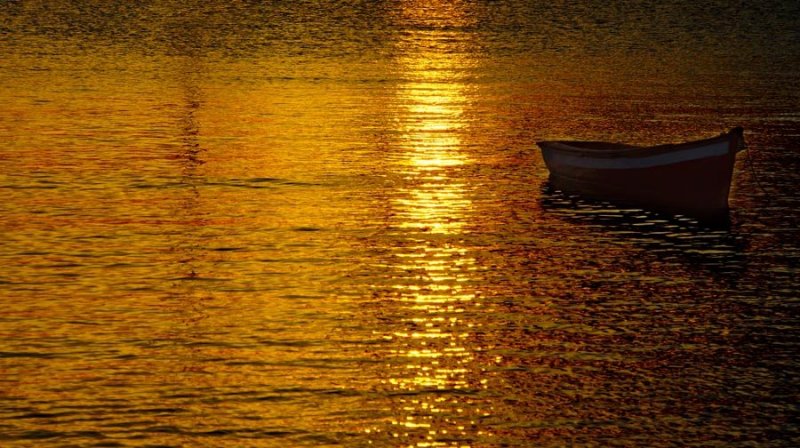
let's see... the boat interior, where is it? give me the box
[555,141,641,151]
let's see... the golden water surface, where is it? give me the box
[2,1,800,447]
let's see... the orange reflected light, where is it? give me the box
[374,5,489,444]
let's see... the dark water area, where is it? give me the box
[2,1,800,446]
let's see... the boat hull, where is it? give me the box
[537,129,744,221]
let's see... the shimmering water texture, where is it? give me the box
[2,1,800,447]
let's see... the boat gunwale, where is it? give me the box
[536,130,737,159]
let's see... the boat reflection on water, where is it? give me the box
[538,182,749,279]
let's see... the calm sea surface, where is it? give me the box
[2,1,799,446]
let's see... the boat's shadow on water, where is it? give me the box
[538,182,750,279]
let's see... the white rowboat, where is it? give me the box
[537,127,746,221]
